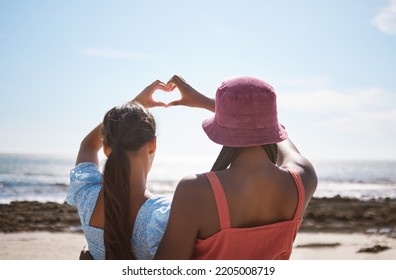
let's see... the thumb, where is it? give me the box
[166,100,182,107]
[151,101,167,107]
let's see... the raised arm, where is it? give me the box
[75,80,169,167]
[133,79,170,108]
[166,75,215,112]
[75,123,103,166]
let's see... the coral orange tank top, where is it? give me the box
[191,170,305,260]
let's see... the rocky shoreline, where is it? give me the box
[301,196,396,236]
[1,197,396,237]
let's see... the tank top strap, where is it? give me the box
[288,169,306,220]
[204,172,231,230]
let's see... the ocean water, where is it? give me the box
[0,153,395,204]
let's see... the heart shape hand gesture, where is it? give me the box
[132,75,214,112]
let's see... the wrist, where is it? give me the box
[201,96,215,112]
[130,98,147,108]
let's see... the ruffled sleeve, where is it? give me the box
[66,162,102,225]
[132,197,171,259]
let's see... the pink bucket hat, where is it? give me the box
[202,77,287,147]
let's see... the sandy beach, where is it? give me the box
[1,231,395,260]
[0,197,395,260]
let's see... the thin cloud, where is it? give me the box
[279,86,396,136]
[279,87,388,114]
[283,76,331,88]
[321,109,396,134]
[81,48,155,60]
[372,0,396,36]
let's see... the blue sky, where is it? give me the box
[1,0,396,162]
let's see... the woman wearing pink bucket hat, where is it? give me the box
[155,75,318,260]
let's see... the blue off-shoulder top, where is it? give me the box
[66,162,170,260]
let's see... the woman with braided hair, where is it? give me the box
[155,75,318,260]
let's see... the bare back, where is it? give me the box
[155,141,317,260]
[194,164,301,240]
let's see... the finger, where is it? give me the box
[176,75,186,82]
[168,75,189,92]
[167,75,182,86]
[166,80,175,89]
[167,77,176,87]
[154,83,169,92]
[152,79,166,86]
[150,79,168,90]
[170,75,185,83]
[166,83,176,91]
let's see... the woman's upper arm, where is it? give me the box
[278,139,318,204]
[75,145,99,167]
[154,178,201,260]
[289,157,318,203]
[75,124,103,166]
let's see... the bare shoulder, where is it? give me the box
[174,174,210,199]
[155,173,211,259]
[166,173,214,234]
[177,173,209,189]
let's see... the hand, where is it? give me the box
[166,75,215,112]
[132,80,172,108]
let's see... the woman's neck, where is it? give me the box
[128,153,153,200]
[126,153,154,232]
[229,146,274,170]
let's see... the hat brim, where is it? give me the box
[202,116,288,147]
